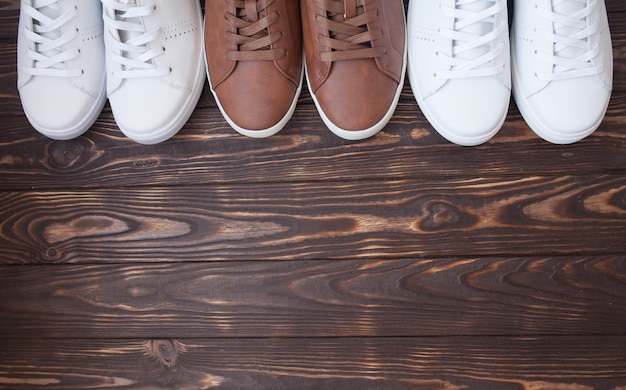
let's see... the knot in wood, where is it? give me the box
[44,247,61,261]
[424,203,460,228]
[133,158,160,168]
[47,140,85,170]
[146,339,180,369]
[418,201,478,232]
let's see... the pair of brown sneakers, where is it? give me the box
[205,0,407,140]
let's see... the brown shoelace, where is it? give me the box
[224,0,286,61]
[313,0,386,62]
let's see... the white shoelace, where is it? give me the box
[22,0,82,78]
[101,0,169,79]
[535,0,603,81]
[436,0,507,80]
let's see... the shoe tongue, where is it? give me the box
[344,0,358,19]
[245,0,259,22]
[454,0,493,61]
[552,1,586,61]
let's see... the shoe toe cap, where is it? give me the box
[213,62,300,134]
[525,79,611,143]
[313,61,400,133]
[109,79,194,144]
[20,78,101,139]
[424,78,510,146]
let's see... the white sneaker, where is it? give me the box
[101,0,205,144]
[17,0,107,140]
[512,0,613,144]
[407,0,511,146]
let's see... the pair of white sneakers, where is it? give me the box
[408,0,613,146]
[17,0,205,144]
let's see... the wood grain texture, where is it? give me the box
[0,258,624,339]
[0,101,625,190]
[1,175,625,263]
[1,337,625,389]
[1,0,626,388]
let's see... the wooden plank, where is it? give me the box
[0,2,624,388]
[0,336,625,389]
[0,41,18,116]
[1,175,625,263]
[0,101,625,190]
[0,2,19,42]
[0,257,624,339]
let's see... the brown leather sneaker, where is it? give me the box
[301,0,407,140]
[205,0,303,138]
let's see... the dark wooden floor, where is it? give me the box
[1,0,625,388]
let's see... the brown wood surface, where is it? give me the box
[0,0,625,388]
[1,337,625,389]
[0,258,624,339]
[0,175,625,263]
